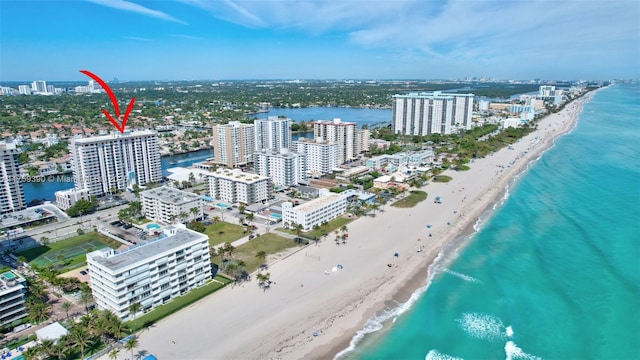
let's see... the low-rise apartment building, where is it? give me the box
[86,226,211,320]
[282,193,348,232]
[140,186,203,224]
[55,188,91,211]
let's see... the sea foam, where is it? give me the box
[425,349,464,360]
[457,312,507,342]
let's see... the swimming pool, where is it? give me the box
[216,202,230,209]
[1,271,16,280]
[146,223,161,230]
[270,213,282,219]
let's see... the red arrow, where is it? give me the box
[80,70,135,134]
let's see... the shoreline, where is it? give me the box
[308,90,600,360]
[130,90,600,360]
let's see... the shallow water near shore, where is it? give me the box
[341,83,640,359]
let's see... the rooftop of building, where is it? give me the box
[0,270,26,293]
[312,118,356,126]
[89,228,207,271]
[287,193,344,213]
[393,91,474,98]
[140,186,201,205]
[209,168,269,183]
[254,149,303,158]
[72,130,157,143]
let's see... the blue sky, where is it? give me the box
[1,0,639,81]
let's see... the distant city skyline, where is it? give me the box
[1,0,639,82]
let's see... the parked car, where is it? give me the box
[80,270,87,275]
[249,235,255,240]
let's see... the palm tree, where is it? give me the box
[61,301,72,319]
[341,225,348,234]
[212,215,220,224]
[190,206,199,221]
[129,302,142,320]
[293,223,303,238]
[246,212,254,226]
[255,250,266,265]
[124,336,139,360]
[179,211,188,223]
[169,214,177,224]
[223,242,236,259]
[80,290,93,313]
[108,349,119,360]
[70,327,90,357]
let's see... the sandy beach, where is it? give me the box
[118,92,596,360]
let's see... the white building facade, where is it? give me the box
[140,186,203,224]
[208,168,272,205]
[392,92,474,135]
[292,138,338,176]
[253,149,306,187]
[0,271,28,328]
[282,193,348,232]
[312,118,356,164]
[254,116,291,152]
[86,226,211,320]
[69,131,162,197]
[0,143,26,214]
[54,188,91,211]
[211,122,255,168]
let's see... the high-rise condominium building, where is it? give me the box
[392,92,474,136]
[31,80,47,94]
[69,131,162,197]
[211,122,255,168]
[312,118,356,164]
[254,116,291,152]
[0,270,28,328]
[87,226,211,320]
[207,168,272,205]
[253,149,306,187]
[0,143,26,214]
[292,138,338,176]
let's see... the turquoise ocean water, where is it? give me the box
[341,83,640,360]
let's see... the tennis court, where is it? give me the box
[27,239,111,267]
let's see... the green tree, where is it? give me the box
[61,301,72,319]
[129,302,142,320]
[124,336,139,360]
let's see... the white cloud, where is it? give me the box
[124,36,152,41]
[170,34,204,40]
[87,0,187,24]
[181,0,639,77]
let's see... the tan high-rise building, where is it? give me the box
[211,121,255,168]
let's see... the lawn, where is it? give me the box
[203,221,246,247]
[279,216,352,239]
[17,232,122,271]
[211,233,301,274]
[125,275,232,333]
[391,190,428,208]
[433,175,453,182]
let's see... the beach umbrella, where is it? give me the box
[337,264,344,269]
[394,252,399,257]
[427,224,432,228]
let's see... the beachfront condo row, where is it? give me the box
[0,270,28,328]
[207,168,272,205]
[392,91,474,136]
[67,130,162,197]
[140,186,203,225]
[282,192,348,232]
[86,225,211,320]
[0,142,26,214]
[253,149,307,187]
